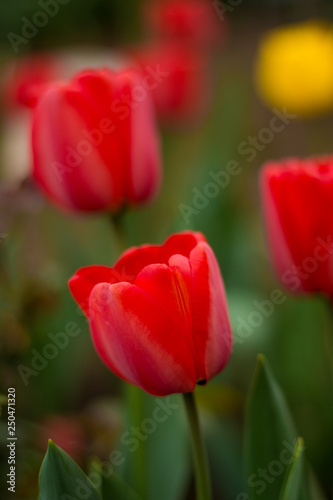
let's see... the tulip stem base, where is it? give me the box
[110,211,127,255]
[183,392,211,500]
[125,384,147,498]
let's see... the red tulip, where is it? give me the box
[134,42,212,126]
[145,0,225,50]
[2,54,61,110]
[261,157,333,294]
[32,68,162,212]
[69,231,232,396]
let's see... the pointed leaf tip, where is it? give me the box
[257,353,265,363]
[278,437,306,500]
[38,442,101,500]
[244,356,309,500]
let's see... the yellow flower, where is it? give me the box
[255,21,333,116]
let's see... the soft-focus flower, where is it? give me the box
[255,21,333,116]
[261,156,333,294]
[32,67,162,213]
[134,42,212,126]
[0,50,130,184]
[69,231,232,396]
[37,415,85,462]
[145,0,225,50]
[0,55,61,183]
[1,54,61,110]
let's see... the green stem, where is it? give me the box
[183,392,212,500]
[323,298,333,395]
[109,212,147,499]
[110,211,127,256]
[125,384,147,498]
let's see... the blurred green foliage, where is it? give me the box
[1,0,333,499]
[0,0,142,50]
[0,0,332,55]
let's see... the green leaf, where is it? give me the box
[38,440,101,500]
[90,458,141,500]
[119,393,189,500]
[202,411,243,498]
[145,394,190,500]
[244,355,310,500]
[101,469,142,500]
[278,437,305,500]
[146,394,190,500]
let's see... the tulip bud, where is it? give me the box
[260,157,333,295]
[32,67,162,213]
[69,231,232,396]
[144,0,226,50]
[1,54,61,110]
[134,42,212,126]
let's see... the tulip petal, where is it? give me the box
[134,258,192,340]
[190,242,232,382]
[168,254,206,379]
[261,158,333,293]
[68,265,121,315]
[127,74,162,203]
[162,231,206,257]
[33,85,121,211]
[60,85,124,208]
[167,254,192,332]
[77,69,162,206]
[89,282,196,396]
[114,231,206,281]
[261,164,300,290]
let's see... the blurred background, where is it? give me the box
[0,0,333,499]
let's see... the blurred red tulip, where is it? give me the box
[145,0,226,50]
[32,67,162,213]
[134,42,212,126]
[261,157,333,294]
[38,415,85,462]
[1,54,61,110]
[69,231,232,396]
